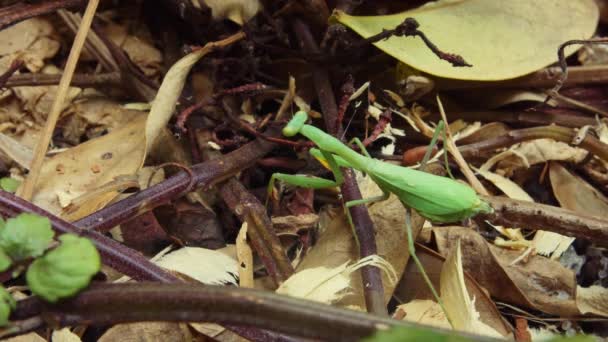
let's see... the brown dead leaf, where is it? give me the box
[434,227,578,316]
[3,334,46,342]
[394,246,512,337]
[12,65,81,124]
[0,18,60,72]
[395,299,451,330]
[457,122,511,146]
[99,322,191,342]
[52,328,82,342]
[549,162,608,218]
[104,22,162,77]
[495,139,587,177]
[28,114,146,218]
[70,97,144,132]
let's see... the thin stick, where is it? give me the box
[436,96,489,196]
[19,0,100,200]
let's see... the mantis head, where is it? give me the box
[282,111,309,137]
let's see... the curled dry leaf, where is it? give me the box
[334,0,598,80]
[395,246,511,337]
[549,162,608,218]
[236,223,254,288]
[440,241,503,338]
[155,246,238,285]
[433,227,579,316]
[145,32,244,153]
[495,139,588,177]
[202,0,262,25]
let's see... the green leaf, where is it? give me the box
[0,178,20,193]
[0,249,12,272]
[26,234,100,303]
[0,213,54,261]
[363,326,471,342]
[333,0,598,80]
[0,286,16,327]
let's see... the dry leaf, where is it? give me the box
[202,0,262,25]
[12,65,82,123]
[0,132,34,169]
[292,171,416,310]
[495,139,588,177]
[474,166,573,258]
[104,23,162,77]
[145,33,243,153]
[440,241,503,338]
[99,322,192,342]
[395,246,512,337]
[236,223,254,288]
[334,0,598,80]
[576,285,608,317]
[277,255,396,304]
[27,114,147,218]
[549,162,608,218]
[155,246,238,284]
[0,18,60,72]
[52,328,82,342]
[474,167,533,201]
[395,299,451,330]
[434,227,579,316]
[3,333,46,342]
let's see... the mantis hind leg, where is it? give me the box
[405,208,453,328]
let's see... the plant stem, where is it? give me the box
[74,127,280,232]
[479,196,608,247]
[219,179,294,286]
[459,125,608,161]
[10,283,492,342]
[0,0,83,30]
[0,191,177,282]
[292,18,387,315]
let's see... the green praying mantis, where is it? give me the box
[268,110,492,312]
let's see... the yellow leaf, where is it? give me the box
[334,0,598,80]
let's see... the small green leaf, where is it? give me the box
[0,249,12,272]
[26,234,100,303]
[363,326,470,342]
[0,213,54,261]
[0,286,16,327]
[0,178,20,193]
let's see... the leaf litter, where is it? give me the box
[0,0,607,341]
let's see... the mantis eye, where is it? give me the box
[282,111,308,137]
